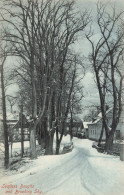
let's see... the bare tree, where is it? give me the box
[1,0,90,156]
[0,44,9,168]
[86,2,124,152]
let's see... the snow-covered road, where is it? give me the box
[0,138,124,195]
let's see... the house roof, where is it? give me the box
[83,122,92,129]
[88,107,113,125]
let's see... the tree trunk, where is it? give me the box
[56,140,60,155]
[70,112,73,142]
[20,107,24,158]
[30,127,37,159]
[49,134,54,155]
[55,124,60,155]
[98,123,104,147]
[45,133,50,155]
[1,61,9,168]
[11,142,13,157]
[45,129,54,155]
[37,126,42,145]
[30,57,37,159]
[44,118,54,155]
[105,132,114,153]
[50,136,54,154]
[56,122,65,155]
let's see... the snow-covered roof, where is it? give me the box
[8,122,17,125]
[88,107,113,125]
[83,122,92,129]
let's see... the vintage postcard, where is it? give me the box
[0,0,124,194]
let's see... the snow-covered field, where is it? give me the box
[0,137,124,195]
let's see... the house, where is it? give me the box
[82,122,92,138]
[7,113,18,130]
[10,114,30,142]
[4,113,30,142]
[0,112,18,142]
[88,108,121,141]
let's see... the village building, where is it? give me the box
[7,113,30,142]
[82,122,92,138]
[88,108,121,141]
[0,112,30,145]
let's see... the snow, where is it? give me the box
[8,134,71,157]
[0,138,124,195]
[9,141,31,157]
[83,122,91,129]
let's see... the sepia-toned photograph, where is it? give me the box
[0,0,124,194]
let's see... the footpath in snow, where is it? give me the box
[0,138,124,195]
